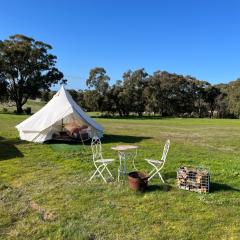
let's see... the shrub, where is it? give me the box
[190,112,198,118]
[24,107,32,115]
[182,112,190,118]
[2,108,8,113]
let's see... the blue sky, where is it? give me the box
[1,0,240,89]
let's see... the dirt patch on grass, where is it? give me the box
[30,201,57,222]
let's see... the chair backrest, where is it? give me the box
[91,136,103,161]
[161,139,170,163]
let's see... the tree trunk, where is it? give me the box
[118,110,123,117]
[198,107,201,118]
[210,108,214,118]
[16,101,23,114]
[16,106,23,114]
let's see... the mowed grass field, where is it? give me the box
[0,113,240,240]
[0,100,46,114]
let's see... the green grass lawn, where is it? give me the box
[0,114,240,239]
[0,100,46,114]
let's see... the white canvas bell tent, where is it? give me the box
[16,86,104,143]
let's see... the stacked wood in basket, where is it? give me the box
[177,166,210,193]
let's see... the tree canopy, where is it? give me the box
[0,34,66,113]
[66,68,240,119]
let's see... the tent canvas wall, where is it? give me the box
[16,86,104,143]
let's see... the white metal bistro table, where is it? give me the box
[111,145,139,182]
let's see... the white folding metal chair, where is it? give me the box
[89,136,114,183]
[145,139,170,183]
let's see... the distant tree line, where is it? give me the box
[41,67,240,118]
[1,34,240,118]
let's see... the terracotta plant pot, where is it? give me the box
[128,171,149,192]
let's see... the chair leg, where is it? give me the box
[148,163,159,181]
[98,165,108,182]
[90,163,114,183]
[90,168,100,181]
[148,169,165,183]
[157,172,165,183]
[99,164,114,180]
[90,164,104,179]
[148,170,157,181]
[148,168,155,176]
[105,166,114,179]
[148,163,165,183]
[90,164,107,183]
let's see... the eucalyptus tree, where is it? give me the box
[205,86,221,117]
[106,80,132,116]
[86,67,110,112]
[188,78,210,117]
[0,34,65,113]
[122,68,148,116]
[224,79,240,118]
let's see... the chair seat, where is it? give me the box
[95,159,114,164]
[145,159,164,164]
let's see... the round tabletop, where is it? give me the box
[111,145,139,151]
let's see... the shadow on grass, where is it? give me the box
[145,184,172,193]
[102,134,152,144]
[211,182,240,193]
[0,137,24,160]
[163,171,176,180]
[46,139,90,145]
[46,134,151,146]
